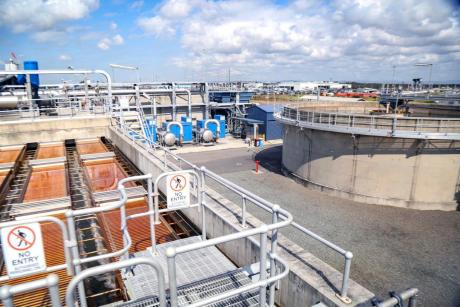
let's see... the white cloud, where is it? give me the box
[137,16,176,37]
[137,0,460,80]
[130,0,144,9]
[97,34,124,50]
[59,54,72,61]
[110,22,118,30]
[97,38,111,50]
[112,34,124,45]
[0,0,99,33]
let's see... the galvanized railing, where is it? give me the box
[112,118,356,303]
[276,106,460,140]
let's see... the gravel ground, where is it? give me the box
[180,145,460,307]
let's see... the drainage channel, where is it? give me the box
[101,137,199,239]
[65,140,123,306]
[0,143,37,221]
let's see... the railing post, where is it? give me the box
[259,226,268,307]
[241,195,247,228]
[166,248,178,307]
[154,190,161,225]
[66,215,88,307]
[0,285,13,307]
[147,176,157,255]
[408,293,418,307]
[269,205,280,307]
[200,166,207,240]
[337,251,353,304]
[47,274,61,307]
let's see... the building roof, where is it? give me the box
[251,104,283,113]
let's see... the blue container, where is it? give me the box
[162,121,182,141]
[180,116,193,143]
[213,115,226,138]
[197,119,218,138]
[17,61,40,88]
[143,119,157,143]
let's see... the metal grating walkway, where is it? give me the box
[109,236,260,306]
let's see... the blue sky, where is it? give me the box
[1,0,459,83]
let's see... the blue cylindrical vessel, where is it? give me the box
[17,60,40,88]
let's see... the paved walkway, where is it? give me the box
[180,145,460,307]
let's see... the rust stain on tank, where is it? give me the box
[99,199,176,254]
[23,164,68,202]
[84,159,135,192]
[77,139,108,155]
[0,147,22,163]
[36,143,65,159]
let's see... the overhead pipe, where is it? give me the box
[205,119,221,139]
[142,92,157,124]
[171,82,177,121]
[0,69,112,106]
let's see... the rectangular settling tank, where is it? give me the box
[0,146,23,163]
[23,164,68,202]
[84,159,136,192]
[99,199,175,254]
[36,143,65,159]
[76,139,108,155]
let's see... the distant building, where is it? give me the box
[246,105,283,140]
[277,81,351,92]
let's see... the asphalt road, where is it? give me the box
[180,145,460,307]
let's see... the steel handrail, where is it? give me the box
[65,257,167,307]
[113,119,356,301]
[0,274,60,307]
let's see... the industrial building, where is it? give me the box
[0,65,437,307]
[246,105,283,141]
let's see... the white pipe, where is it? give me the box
[205,119,221,138]
[167,121,184,138]
[0,69,112,103]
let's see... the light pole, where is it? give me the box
[391,65,397,91]
[415,63,433,90]
[109,63,140,83]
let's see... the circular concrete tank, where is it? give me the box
[276,105,460,211]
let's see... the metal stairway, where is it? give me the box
[108,236,260,307]
[65,141,123,305]
[0,143,37,221]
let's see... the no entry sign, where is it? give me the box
[167,173,190,208]
[1,223,46,277]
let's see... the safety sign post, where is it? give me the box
[166,173,190,208]
[1,223,46,278]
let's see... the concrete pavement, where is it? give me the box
[179,145,460,307]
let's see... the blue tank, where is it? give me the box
[143,119,157,143]
[162,121,182,141]
[180,116,193,143]
[214,115,226,139]
[197,120,218,138]
[17,61,40,88]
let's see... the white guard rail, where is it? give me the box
[112,118,356,303]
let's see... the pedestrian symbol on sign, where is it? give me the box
[8,226,36,251]
[170,175,186,192]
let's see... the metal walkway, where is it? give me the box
[110,236,259,307]
[0,143,36,221]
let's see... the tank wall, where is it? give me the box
[282,124,460,210]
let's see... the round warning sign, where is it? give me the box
[7,225,36,251]
[169,175,187,192]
